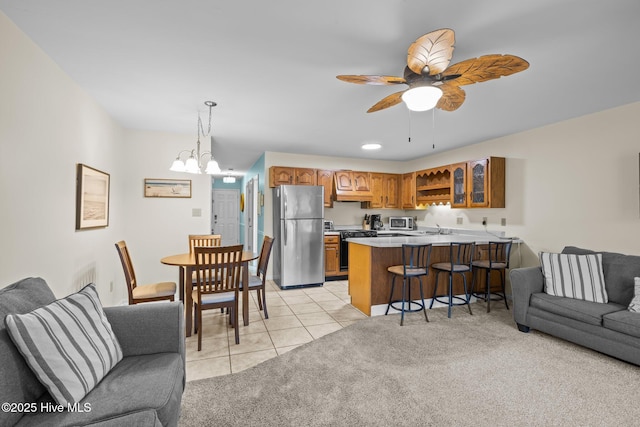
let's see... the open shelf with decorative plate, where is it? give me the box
[415,166,452,206]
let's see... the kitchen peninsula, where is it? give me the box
[347,231,520,316]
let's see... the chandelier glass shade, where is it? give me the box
[401,86,443,111]
[170,101,221,175]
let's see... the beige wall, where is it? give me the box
[404,102,640,259]
[0,11,126,304]
[0,12,211,305]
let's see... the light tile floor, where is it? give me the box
[185,280,367,381]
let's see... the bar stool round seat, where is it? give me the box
[430,242,475,318]
[385,244,432,326]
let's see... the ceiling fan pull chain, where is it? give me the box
[431,108,436,150]
[408,110,412,143]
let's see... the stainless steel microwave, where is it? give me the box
[389,216,414,230]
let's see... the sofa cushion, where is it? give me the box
[5,284,123,406]
[540,252,607,303]
[563,246,640,306]
[628,277,640,312]
[16,353,183,427]
[603,309,640,339]
[0,278,57,427]
[530,292,624,326]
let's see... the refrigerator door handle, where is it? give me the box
[284,220,287,245]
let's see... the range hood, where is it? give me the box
[333,171,373,202]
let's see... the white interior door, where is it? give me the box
[244,176,259,253]
[211,189,240,245]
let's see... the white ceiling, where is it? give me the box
[2,0,639,175]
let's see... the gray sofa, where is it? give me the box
[0,277,185,427]
[511,246,640,366]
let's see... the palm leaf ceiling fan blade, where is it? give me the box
[407,28,455,75]
[367,90,406,113]
[442,54,530,86]
[336,75,406,85]
[436,83,466,111]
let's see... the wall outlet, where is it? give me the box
[456,217,463,225]
[501,218,507,226]
[482,217,487,226]
[109,281,113,292]
[192,208,202,217]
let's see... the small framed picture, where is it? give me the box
[144,178,192,198]
[76,164,110,230]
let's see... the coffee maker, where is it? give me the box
[370,214,383,230]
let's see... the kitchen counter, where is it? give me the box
[346,233,518,248]
[347,233,522,316]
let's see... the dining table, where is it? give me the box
[161,250,259,337]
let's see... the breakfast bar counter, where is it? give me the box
[347,233,519,316]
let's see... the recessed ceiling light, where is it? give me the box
[361,143,382,150]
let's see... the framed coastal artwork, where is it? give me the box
[144,178,192,198]
[76,163,110,230]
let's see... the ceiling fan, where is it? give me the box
[337,28,529,113]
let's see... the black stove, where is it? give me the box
[338,230,377,271]
[339,230,378,239]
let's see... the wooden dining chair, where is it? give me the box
[193,244,243,350]
[188,234,222,284]
[240,236,275,319]
[115,240,177,305]
[188,234,222,253]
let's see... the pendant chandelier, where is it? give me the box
[169,101,221,174]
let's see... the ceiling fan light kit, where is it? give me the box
[401,86,443,111]
[337,28,529,113]
[170,101,222,175]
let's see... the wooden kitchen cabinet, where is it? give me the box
[383,174,399,208]
[317,169,334,207]
[334,170,370,192]
[269,166,317,187]
[324,235,341,277]
[401,172,418,209]
[450,157,505,208]
[415,166,452,207]
[364,173,384,208]
[334,170,372,201]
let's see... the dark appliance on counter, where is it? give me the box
[339,229,377,271]
[370,214,383,230]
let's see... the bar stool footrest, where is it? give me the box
[472,292,506,302]
[433,295,470,306]
[389,300,425,313]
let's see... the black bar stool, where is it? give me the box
[385,244,432,326]
[430,242,474,318]
[471,241,512,312]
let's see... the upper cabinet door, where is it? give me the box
[468,159,489,208]
[384,174,399,208]
[368,173,384,208]
[295,168,317,185]
[401,172,416,209]
[334,171,354,191]
[270,166,294,187]
[450,162,468,208]
[316,169,334,207]
[352,171,370,192]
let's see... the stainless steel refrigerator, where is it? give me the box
[272,185,325,289]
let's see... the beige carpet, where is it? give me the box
[179,305,640,426]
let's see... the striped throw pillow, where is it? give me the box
[4,283,123,405]
[540,252,608,303]
[628,277,640,312]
